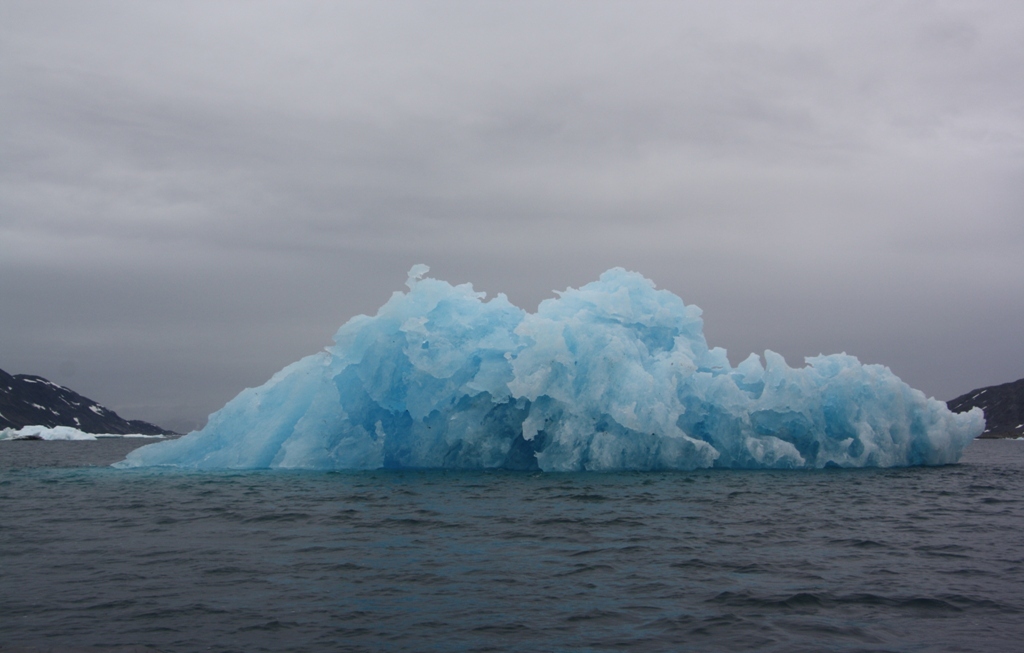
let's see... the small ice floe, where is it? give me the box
[0,425,166,441]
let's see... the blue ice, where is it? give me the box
[117,266,983,471]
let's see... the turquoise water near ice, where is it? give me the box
[2,438,1022,652]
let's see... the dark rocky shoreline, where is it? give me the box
[0,368,174,436]
[948,377,1024,439]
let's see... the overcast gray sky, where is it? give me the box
[2,1,1022,433]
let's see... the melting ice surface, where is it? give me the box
[118,267,983,471]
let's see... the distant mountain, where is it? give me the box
[948,378,1024,439]
[0,368,175,435]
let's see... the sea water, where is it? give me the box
[2,438,1022,652]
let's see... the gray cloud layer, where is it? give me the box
[2,1,1022,432]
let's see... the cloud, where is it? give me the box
[2,1,1022,431]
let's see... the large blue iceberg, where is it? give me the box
[118,266,983,471]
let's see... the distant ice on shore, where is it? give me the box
[118,266,984,471]
[1,425,166,441]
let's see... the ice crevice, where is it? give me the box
[117,267,983,470]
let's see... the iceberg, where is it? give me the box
[1,425,166,441]
[117,267,983,471]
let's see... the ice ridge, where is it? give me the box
[117,267,984,471]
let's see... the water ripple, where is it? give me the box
[1,439,1023,652]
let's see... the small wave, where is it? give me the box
[554,563,615,577]
[708,590,1016,614]
[236,619,302,632]
[242,512,313,523]
[828,538,889,549]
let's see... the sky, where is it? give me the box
[2,1,1022,434]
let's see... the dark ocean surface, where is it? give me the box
[1,438,1022,653]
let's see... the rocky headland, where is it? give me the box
[0,367,174,436]
[948,377,1024,439]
